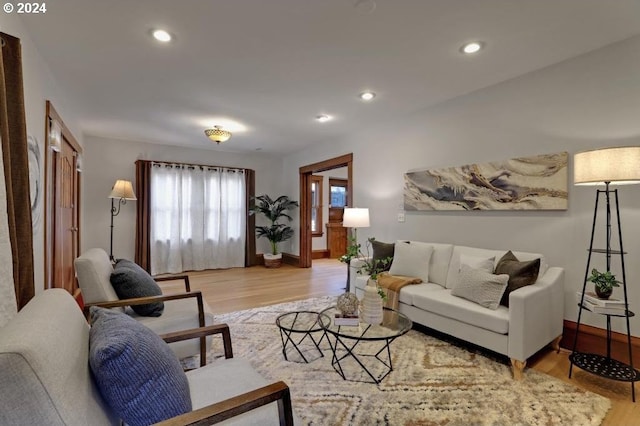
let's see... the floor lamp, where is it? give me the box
[109,179,137,262]
[570,146,640,401]
[343,207,370,291]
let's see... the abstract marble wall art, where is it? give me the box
[404,152,568,211]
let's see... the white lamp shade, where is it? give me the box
[109,180,137,200]
[574,146,640,185]
[343,207,370,228]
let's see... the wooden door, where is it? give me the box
[45,101,81,295]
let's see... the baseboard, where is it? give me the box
[312,250,329,259]
[561,319,640,366]
[282,252,300,267]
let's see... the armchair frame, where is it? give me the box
[156,324,294,426]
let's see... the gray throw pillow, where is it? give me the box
[495,251,541,307]
[451,265,509,310]
[89,307,192,426]
[371,240,395,272]
[110,259,164,316]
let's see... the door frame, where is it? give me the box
[299,153,353,268]
[44,100,82,291]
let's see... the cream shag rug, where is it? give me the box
[193,296,610,425]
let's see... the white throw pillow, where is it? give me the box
[388,242,433,283]
[460,254,495,273]
[451,264,509,310]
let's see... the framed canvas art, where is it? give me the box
[404,152,568,211]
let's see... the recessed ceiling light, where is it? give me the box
[359,91,376,101]
[151,29,173,43]
[316,114,332,123]
[461,41,483,54]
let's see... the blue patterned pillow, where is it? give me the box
[110,259,164,316]
[89,307,192,426]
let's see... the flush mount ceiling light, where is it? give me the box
[316,114,332,123]
[359,91,376,101]
[151,29,173,43]
[461,41,484,54]
[204,126,232,144]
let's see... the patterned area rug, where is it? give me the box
[192,297,611,425]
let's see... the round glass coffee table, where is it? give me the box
[275,311,330,363]
[319,306,412,384]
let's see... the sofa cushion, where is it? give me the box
[445,246,505,289]
[187,357,288,425]
[110,259,164,317]
[128,297,215,359]
[89,307,192,426]
[451,265,509,310]
[411,287,510,334]
[389,241,433,283]
[371,240,395,272]
[495,251,541,307]
[75,248,120,305]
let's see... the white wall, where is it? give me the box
[1,15,83,294]
[81,136,283,260]
[284,35,640,336]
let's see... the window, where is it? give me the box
[329,178,348,208]
[149,163,246,274]
[310,175,323,236]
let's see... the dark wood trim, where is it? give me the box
[561,319,640,367]
[312,250,329,259]
[44,101,82,291]
[282,252,300,267]
[310,174,323,237]
[299,154,353,268]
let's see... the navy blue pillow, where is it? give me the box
[110,259,164,316]
[89,307,192,426]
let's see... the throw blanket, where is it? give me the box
[377,272,422,310]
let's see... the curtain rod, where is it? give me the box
[137,159,252,173]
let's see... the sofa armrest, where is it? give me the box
[155,274,191,292]
[508,266,565,362]
[160,324,233,366]
[155,381,294,426]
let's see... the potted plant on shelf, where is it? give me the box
[251,194,299,268]
[587,268,621,299]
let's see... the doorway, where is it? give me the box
[299,154,353,268]
[44,101,82,295]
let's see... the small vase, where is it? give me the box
[361,279,383,325]
[595,286,612,300]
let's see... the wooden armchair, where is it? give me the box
[75,248,215,359]
[0,289,296,425]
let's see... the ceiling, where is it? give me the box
[19,0,640,154]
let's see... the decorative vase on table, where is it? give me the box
[361,279,383,325]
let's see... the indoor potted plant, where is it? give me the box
[587,268,621,299]
[251,194,299,268]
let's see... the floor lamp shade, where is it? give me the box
[574,146,640,185]
[343,208,370,228]
[109,179,137,200]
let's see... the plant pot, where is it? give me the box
[264,253,283,268]
[595,285,612,300]
[360,279,383,325]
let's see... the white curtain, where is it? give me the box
[149,163,246,275]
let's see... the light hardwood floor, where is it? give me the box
[164,259,639,425]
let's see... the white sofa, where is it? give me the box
[350,242,565,378]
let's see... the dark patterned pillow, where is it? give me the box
[371,240,395,272]
[495,251,540,307]
[89,307,192,426]
[110,259,164,316]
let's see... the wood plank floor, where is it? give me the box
[163,259,639,425]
